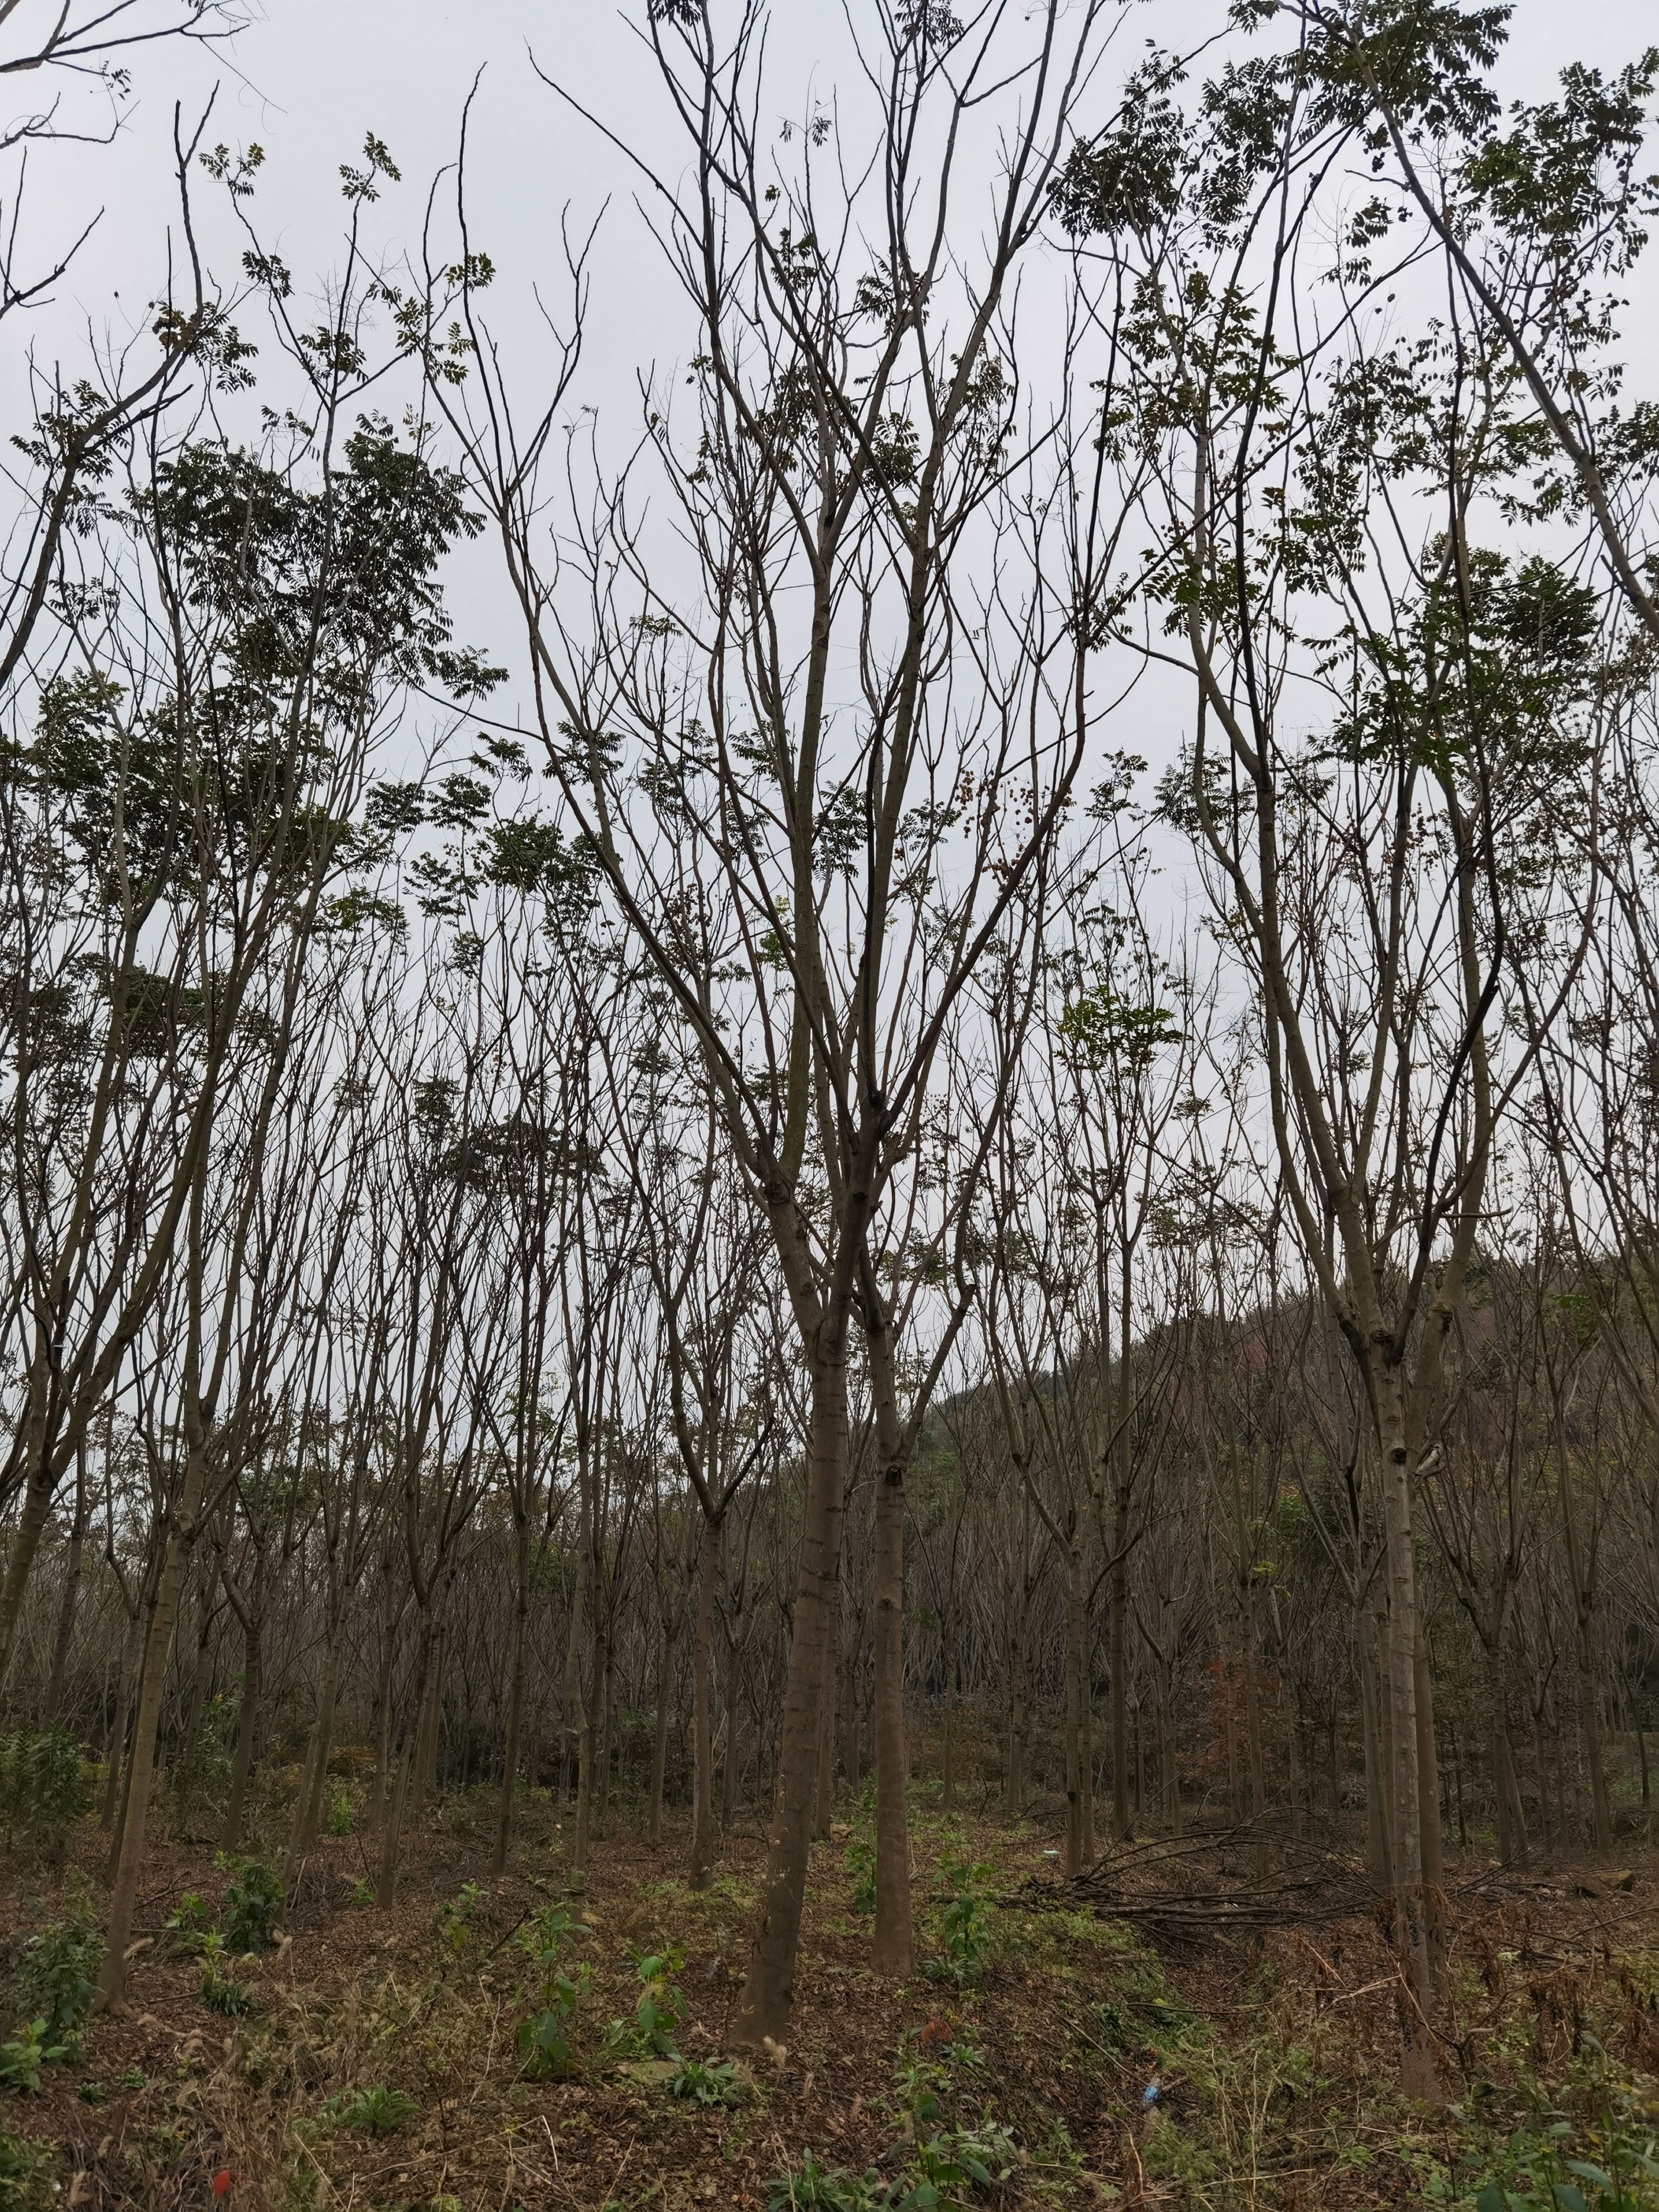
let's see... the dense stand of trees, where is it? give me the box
[3,0,1659,2099]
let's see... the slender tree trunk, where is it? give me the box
[1063,1534,1087,1876]
[871,1448,911,1975]
[1374,1375,1438,2099]
[1111,1516,1130,1842]
[96,1448,209,2012]
[418,1627,446,1803]
[814,1574,840,1840]
[287,1623,343,1882]
[222,1603,262,1851]
[1163,1661,1182,1837]
[377,1627,433,1910]
[173,1570,218,1839]
[101,1596,147,1835]
[594,1616,615,1835]
[690,1521,719,1886]
[0,1426,58,1693]
[1006,1595,1028,1820]
[649,1625,672,1847]
[562,1530,589,1811]
[493,1519,532,1876]
[731,1352,849,2048]
[41,1445,90,1728]
[1414,1620,1445,1986]
[1578,1627,1613,1852]
[1358,1596,1394,1891]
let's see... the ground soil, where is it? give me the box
[6,1789,1659,2209]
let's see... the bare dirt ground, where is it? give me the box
[6,1788,1659,2209]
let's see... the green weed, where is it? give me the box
[326,2084,417,2134]
[0,2023,65,2095]
[198,1933,255,2017]
[219,1855,282,1953]
[665,2055,741,2106]
[0,1732,92,1859]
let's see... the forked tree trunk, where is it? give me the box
[97,1447,210,2012]
[730,1354,849,2048]
[690,1522,719,1886]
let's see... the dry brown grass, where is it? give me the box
[5,1791,1659,2210]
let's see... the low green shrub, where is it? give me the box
[0,1732,92,1859]
[609,1950,685,2059]
[219,1856,282,1953]
[3,1896,102,2054]
[0,2122,57,2210]
[665,2056,740,2106]
[327,2085,416,2134]
[0,2024,65,2095]
[198,1934,255,2017]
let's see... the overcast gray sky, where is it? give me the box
[14,0,1659,792]
[32,0,1659,415]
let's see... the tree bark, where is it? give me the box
[96,1447,209,2012]
[690,1521,719,1886]
[871,1447,911,1974]
[222,1600,262,1851]
[730,1354,849,2048]
[1375,1380,1438,2099]
[649,1626,672,1848]
[41,1443,90,1728]
[1064,1534,1087,1876]
[493,1516,532,1876]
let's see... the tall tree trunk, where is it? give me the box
[814,1575,839,1840]
[1358,1595,1394,1890]
[1110,1516,1129,1842]
[222,1602,262,1851]
[690,1521,719,1887]
[173,1569,218,1840]
[1063,1534,1087,1876]
[730,1354,849,2048]
[100,1594,148,1835]
[871,1449,910,1975]
[1006,1591,1028,1820]
[649,1626,672,1848]
[1375,1377,1438,2099]
[96,1448,209,2012]
[41,1444,90,1728]
[287,1622,344,1883]
[1413,1619,1445,1985]
[493,1518,532,1876]
[377,1626,433,1910]
[0,1419,59,1694]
